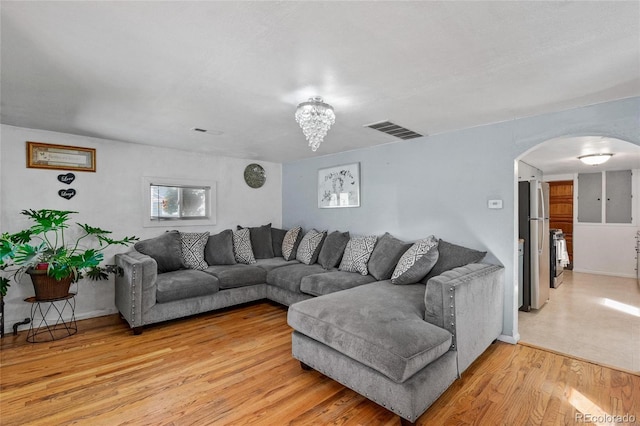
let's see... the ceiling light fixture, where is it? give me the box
[295,96,335,152]
[578,153,613,166]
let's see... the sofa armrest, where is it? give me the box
[424,263,504,375]
[115,250,158,329]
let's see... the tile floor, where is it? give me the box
[518,270,640,373]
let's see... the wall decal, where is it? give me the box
[57,173,76,185]
[58,189,76,200]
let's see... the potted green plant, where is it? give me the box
[0,209,138,300]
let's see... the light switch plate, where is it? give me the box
[488,199,503,209]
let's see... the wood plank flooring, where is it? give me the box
[1,302,638,425]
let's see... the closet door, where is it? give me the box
[577,172,602,223]
[605,170,632,224]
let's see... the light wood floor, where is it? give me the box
[1,302,638,425]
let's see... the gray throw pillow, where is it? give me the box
[180,232,209,270]
[339,235,378,276]
[282,226,303,261]
[367,232,412,280]
[422,239,487,282]
[233,228,256,264]
[296,229,327,265]
[318,231,350,269]
[238,224,274,259]
[134,230,185,273]
[271,227,287,258]
[205,229,236,265]
[391,235,439,285]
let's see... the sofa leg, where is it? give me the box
[133,326,144,335]
[300,361,313,371]
[399,417,416,426]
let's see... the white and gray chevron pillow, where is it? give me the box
[233,228,256,264]
[296,229,326,265]
[339,235,378,275]
[391,235,439,285]
[282,226,302,261]
[180,232,210,270]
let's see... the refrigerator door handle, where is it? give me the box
[537,185,545,255]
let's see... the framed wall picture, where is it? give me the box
[26,142,96,172]
[318,162,360,208]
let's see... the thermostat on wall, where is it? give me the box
[488,199,503,209]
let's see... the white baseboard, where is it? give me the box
[4,308,118,335]
[498,333,520,345]
[75,308,118,322]
[571,268,637,279]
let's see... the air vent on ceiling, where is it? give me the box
[364,120,423,140]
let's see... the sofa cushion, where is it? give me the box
[282,226,303,261]
[300,271,376,296]
[233,228,256,264]
[271,227,287,258]
[180,231,209,270]
[156,270,219,303]
[339,235,377,275]
[422,239,487,282]
[267,263,328,293]
[238,223,274,259]
[392,235,439,285]
[254,257,299,272]
[367,232,411,281]
[204,264,266,289]
[288,280,452,383]
[204,229,236,265]
[134,230,185,273]
[317,231,350,269]
[296,229,326,265]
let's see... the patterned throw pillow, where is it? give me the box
[391,235,439,285]
[339,235,378,276]
[180,232,210,270]
[233,228,256,264]
[296,229,326,265]
[282,226,302,261]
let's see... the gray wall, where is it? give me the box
[282,97,640,342]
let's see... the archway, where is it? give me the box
[512,135,640,370]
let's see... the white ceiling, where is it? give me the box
[1,1,639,165]
[521,136,640,175]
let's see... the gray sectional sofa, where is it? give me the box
[114,225,504,424]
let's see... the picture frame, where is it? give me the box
[318,162,360,208]
[26,142,96,172]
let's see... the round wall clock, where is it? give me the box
[244,163,266,188]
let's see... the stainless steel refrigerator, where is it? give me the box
[518,180,550,310]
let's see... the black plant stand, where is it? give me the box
[25,293,77,343]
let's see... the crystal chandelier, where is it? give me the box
[295,96,335,152]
